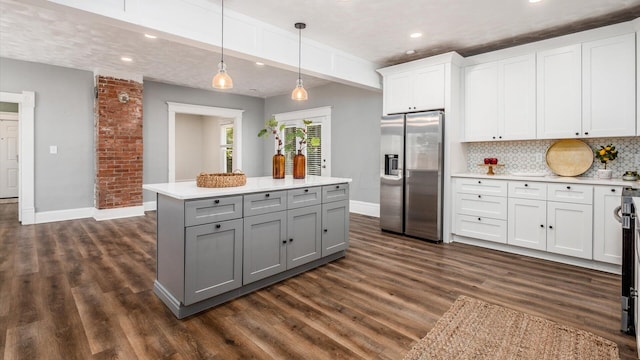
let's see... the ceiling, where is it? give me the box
[1,0,640,98]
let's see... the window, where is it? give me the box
[274,106,331,177]
[220,124,233,173]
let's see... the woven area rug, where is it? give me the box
[404,296,620,360]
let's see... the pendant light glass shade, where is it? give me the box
[212,61,233,89]
[292,22,308,101]
[291,79,308,101]
[212,0,233,90]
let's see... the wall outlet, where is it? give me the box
[49,145,57,154]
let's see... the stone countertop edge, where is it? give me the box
[452,173,640,188]
[143,175,353,200]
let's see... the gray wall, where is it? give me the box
[0,57,95,212]
[264,82,382,203]
[143,81,265,202]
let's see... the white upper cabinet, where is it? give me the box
[464,54,536,141]
[464,62,498,141]
[383,64,445,115]
[582,33,636,137]
[464,62,499,141]
[499,54,536,140]
[536,44,582,139]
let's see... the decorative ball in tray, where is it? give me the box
[196,170,246,188]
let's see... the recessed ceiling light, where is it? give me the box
[406,50,416,55]
[529,0,541,3]
[144,34,157,39]
[410,32,422,38]
[256,62,264,66]
[121,57,133,62]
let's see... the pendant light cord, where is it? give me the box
[220,0,225,63]
[297,25,301,80]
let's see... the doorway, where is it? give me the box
[274,106,332,177]
[0,91,35,224]
[167,102,244,183]
[0,110,19,199]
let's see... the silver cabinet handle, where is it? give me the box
[613,205,622,224]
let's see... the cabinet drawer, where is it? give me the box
[287,187,321,210]
[322,183,350,203]
[244,191,287,217]
[185,196,242,227]
[454,214,507,244]
[455,178,507,196]
[508,181,547,200]
[547,183,593,204]
[455,193,507,220]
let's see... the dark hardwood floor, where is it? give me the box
[0,202,636,359]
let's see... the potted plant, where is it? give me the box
[284,120,320,179]
[258,117,286,179]
[594,144,618,179]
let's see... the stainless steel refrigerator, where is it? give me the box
[380,110,444,242]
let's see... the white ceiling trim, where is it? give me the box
[45,0,381,90]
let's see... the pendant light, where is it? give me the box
[212,0,233,89]
[291,22,308,101]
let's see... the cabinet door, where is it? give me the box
[508,198,546,251]
[413,64,445,111]
[499,54,536,140]
[582,33,636,137]
[243,212,287,284]
[546,201,593,259]
[287,205,322,268]
[593,186,623,264]
[322,200,349,256]
[464,62,499,141]
[385,71,412,114]
[536,44,582,139]
[184,218,243,305]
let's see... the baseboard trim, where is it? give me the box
[34,207,94,224]
[93,205,145,221]
[350,200,379,218]
[144,201,157,212]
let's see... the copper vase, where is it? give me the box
[293,150,306,179]
[272,150,285,179]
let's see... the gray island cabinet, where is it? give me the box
[143,176,351,319]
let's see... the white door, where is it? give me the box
[0,119,19,198]
[278,116,331,177]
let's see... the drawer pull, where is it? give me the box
[477,217,481,221]
[566,186,571,190]
[478,195,481,199]
[549,225,553,229]
[611,188,616,193]
[282,239,287,244]
[336,185,340,189]
[265,193,270,198]
[540,224,544,228]
[324,229,328,233]
[304,189,309,193]
[524,184,528,187]
[289,238,293,243]
[478,180,482,184]
[215,224,221,229]
[214,199,220,204]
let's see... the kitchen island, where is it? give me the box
[143,175,351,318]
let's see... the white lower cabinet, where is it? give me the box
[593,186,623,264]
[546,201,593,259]
[508,198,546,251]
[455,214,507,244]
[456,178,601,264]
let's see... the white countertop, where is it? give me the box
[452,173,640,188]
[143,175,352,200]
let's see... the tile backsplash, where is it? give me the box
[466,137,640,178]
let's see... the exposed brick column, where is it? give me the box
[95,75,143,209]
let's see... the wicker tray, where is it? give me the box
[196,172,246,188]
